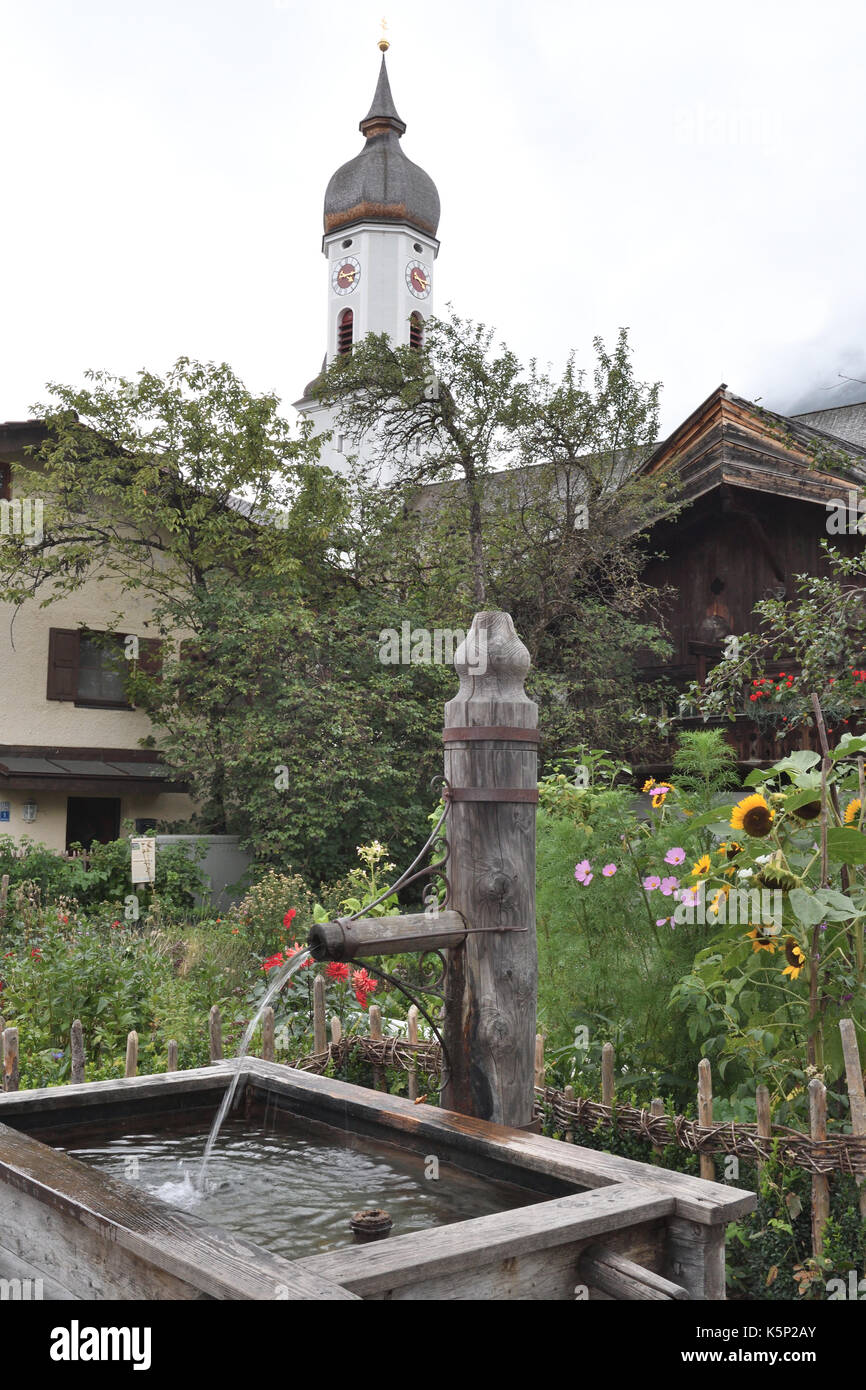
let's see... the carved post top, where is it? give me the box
[445,611,537,728]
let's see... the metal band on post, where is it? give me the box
[447,787,539,804]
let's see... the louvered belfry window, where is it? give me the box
[410,312,424,350]
[337,309,354,355]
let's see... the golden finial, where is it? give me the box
[378,17,390,52]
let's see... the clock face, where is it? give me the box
[406,259,431,298]
[332,256,361,295]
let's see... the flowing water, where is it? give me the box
[197,947,312,1189]
[62,1115,538,1258]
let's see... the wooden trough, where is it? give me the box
[0,1061,754,1300]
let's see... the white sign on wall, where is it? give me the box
[130,837,156,885]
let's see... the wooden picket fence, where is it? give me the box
[3,982,865,1260]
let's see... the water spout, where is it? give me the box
[197,948,312,1189]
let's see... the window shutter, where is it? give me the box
[46,628,80,701]
[137,637,163,678]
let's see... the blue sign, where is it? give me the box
[0,802,9,822]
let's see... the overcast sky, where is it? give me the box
[2,0,865,438]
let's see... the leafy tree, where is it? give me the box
[314,312,680,756]
[1,361,452,878]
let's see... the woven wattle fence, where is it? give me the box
[535,1088,866,1179]
[288,1030,866,1180]
[293,1035,442,1077]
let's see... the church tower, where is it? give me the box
[294,40,441,473]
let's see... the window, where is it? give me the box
[77,634,128,705]
[409,311,424,350]
[46,628,162,706]
[0,463,10,502]
[337,309,354,355]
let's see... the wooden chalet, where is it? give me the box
[636,386,866,766]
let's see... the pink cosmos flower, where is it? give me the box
[574,860,592,884]
[660,876,679,896]
[656,917,671,927]
[602,864,617,877]
[642,875,661,891]
[665,847,686,866]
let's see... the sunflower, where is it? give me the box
[690,853,712,879]
[651,783,673,808]
[748,925,778,953]
[642,778,655,794]
[844,798,862,825]
[708,886,730,918]
[791,799,822,823]
[730,793,775,838]
[782,938,807,980]
[718,841,744,859]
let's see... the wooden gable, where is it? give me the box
[640,385,866,509]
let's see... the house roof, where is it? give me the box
[638,384,866,507]
[0,747,186,796]
[791,399,866,451]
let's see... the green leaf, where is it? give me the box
[827,826,866,864]
[683,806,735,829]
[773,750,821,774]
[831,735,866,760]
[788,887,826,927]
[814,888,858,914]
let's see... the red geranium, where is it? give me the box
[283,909,297,929]
[263,952,285,973]
[30,947,42,959]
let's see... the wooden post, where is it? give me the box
[756,1084,771,1173]
[2,1026,18,1092]
[441,611,538,1129]
[534,1034,545,1092]
[331,1015,342,1047]
[698,1058,715,1181]
[809,1077,830,1257]
[650,1097,665,1158]
[125,1030,138,1078]
[167,1040,178,1073]
[407,1005,419,1102]
[262,1007,275,1062]
[70,1018,85,1084]
[209,1004,222,1062]
[839,1019,866,1219]
[564,1084,575,1143]
[369,1004,384,1091]
[313,975,327,1055]
[601,1043,615,1108]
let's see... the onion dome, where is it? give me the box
[323,54,440,239]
